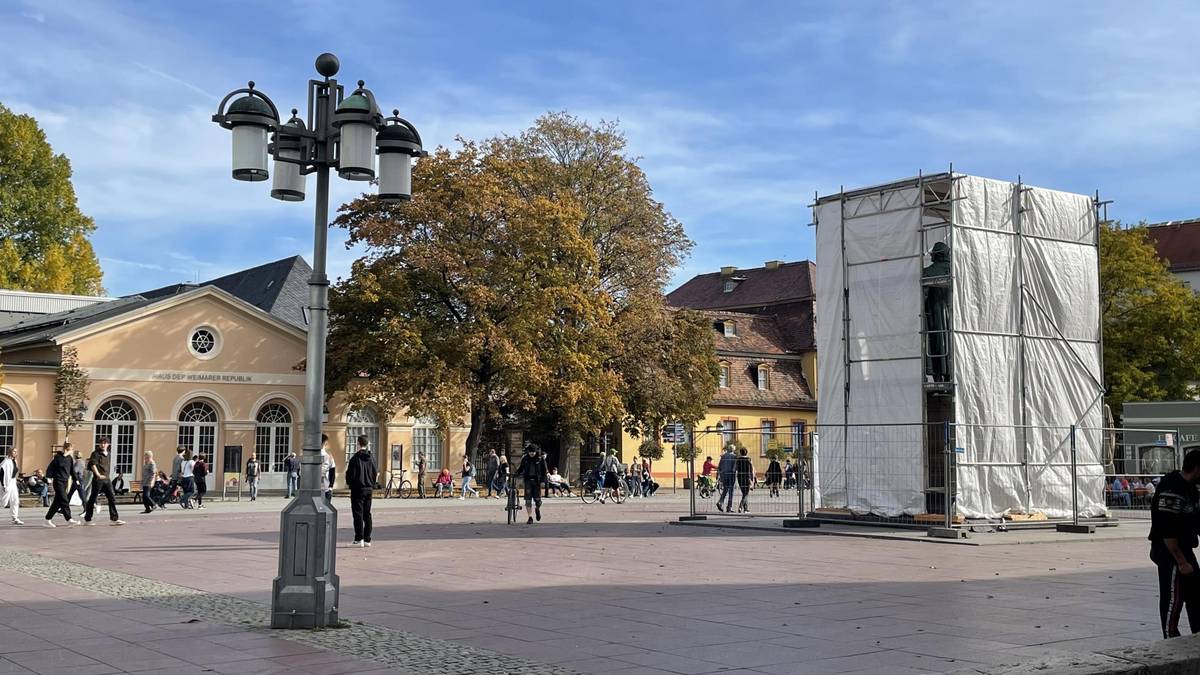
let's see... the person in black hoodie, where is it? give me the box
[344,435,378,548]
[516,443,548,524]
[44,444,79,527]
[1150,449,1200,638]
[735,447,754,513]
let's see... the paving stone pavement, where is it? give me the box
[0,548,575,675]
[0,494,1169,674]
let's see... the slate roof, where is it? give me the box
[0,256,311,354]
[140,256,311,329]
[667,260,815,310]
[1146,219,1200,272]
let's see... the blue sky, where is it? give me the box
[3,1,1199,296]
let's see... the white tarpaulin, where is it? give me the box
[952,176,1104,519]
[815,174,1103,520]
[815,190,925,517]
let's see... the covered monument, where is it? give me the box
[812,172,1106,520]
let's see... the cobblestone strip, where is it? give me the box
[0,549,576,675]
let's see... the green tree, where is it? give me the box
[1101,222,1200,414]
[0,103,104,295]
[55,346,90,441]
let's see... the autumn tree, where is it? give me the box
[1101,222,1200,414]
[55,346,90,441]
[0,103,104,295]
[327,114,709,459]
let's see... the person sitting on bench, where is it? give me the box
[434,468,454,497]
[112,471,129,496]
[547,467,570,496]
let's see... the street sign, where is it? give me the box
[767,438,780,451]
[662,422,686,444]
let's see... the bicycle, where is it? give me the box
[382,470,413,499]
[579,470,627,505]
[697,475,717,499]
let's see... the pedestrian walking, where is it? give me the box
[735,447,753,513]
[284,451,300,497]
[345,435,378,547]
[66,448,88,506]
[245,454,260,501]
[171,446,184,481]
[0,447,24,525]
[766,457,783,498]
[716,446,736,513]
[179,449,196,509]
[320,434,335,501]
[597,449,620,503]
[627,456,642,497]
[494,454,509,499]
[484,449,499,497]
[415,452,427,499]
[44,445,79,527]
[459,455,478,499]
[516,443,548,524]
[83,437,124,525]
[140,451,156,513]
[193,455,209,509]
[1151,449,1200,638]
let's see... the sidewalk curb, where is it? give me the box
[948,635,1200,674]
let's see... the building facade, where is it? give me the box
[654,260,818,476]
[1146,218,1200,289]
[0,258,466,492]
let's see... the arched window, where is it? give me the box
[255,403,292,473]
[0,400,14,454]
[95,400,138,476]
[412,417,443,473]
[178,401,218,467]
[345,406,380,465]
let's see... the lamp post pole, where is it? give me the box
[212,53,424,629]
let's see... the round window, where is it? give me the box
[188,326,220,359]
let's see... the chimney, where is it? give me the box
[765,260,783,270]
[720,266,737,277]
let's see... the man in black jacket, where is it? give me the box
[344,435,378,548]
[1151,449,1200,638]
[44,444,79,527]
[484,449,500,498]
[84,437,124,525]
[516,443,548,524]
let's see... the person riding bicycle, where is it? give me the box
[698,455,717,492]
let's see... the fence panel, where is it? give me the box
[686,427,807,517]
[1096,427,1179,520]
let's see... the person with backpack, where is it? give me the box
[245,454,260,501]
[345,435,378,548]
[0,447,23,525]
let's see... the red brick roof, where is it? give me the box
[1146,219,1200,272]
[667,261,815,310]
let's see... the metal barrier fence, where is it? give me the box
[682,423,1181,529]
[684,427,812,518]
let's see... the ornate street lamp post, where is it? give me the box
[212,53,424,629]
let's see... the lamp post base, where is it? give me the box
[271,490,340,628]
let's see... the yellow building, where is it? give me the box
[638,259,818,479]
[0,257,466,492]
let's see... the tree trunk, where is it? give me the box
[465,402,487,461]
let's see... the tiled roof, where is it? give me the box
[0,295,158,350]
[1146,219,1200,272]
[667,260,814,310]
[698,309,815,409]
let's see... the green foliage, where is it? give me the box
[637,438,665,461]
[673,442,699,462]
[1101,222,1200,414]
[0,104,104,295]
[327,114,709,454]
[54,346,90,440]
[764,445,786,462]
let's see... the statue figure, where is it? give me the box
[923,242,951,382]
